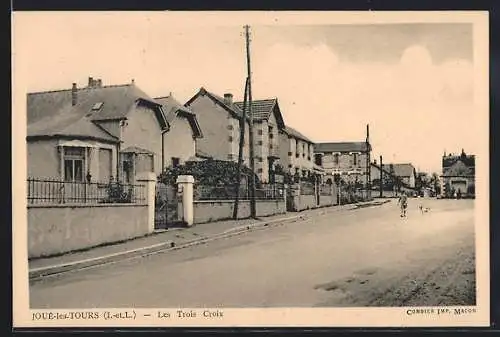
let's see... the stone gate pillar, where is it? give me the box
[176,175,195,227]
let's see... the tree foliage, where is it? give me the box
[158,159,261,187]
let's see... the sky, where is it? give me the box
[13,12,482,174]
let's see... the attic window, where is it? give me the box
[92,102,104,111]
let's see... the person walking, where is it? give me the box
[398,192,408,218]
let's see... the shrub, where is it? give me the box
[159,159,261,187]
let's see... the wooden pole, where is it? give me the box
[245,25,257,219]
[233,77,250,219]
[379,155,383,198]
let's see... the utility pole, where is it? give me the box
[379,155,383,198]
[233,77,250,219]
[366,124,370,200]
[245,25,257,219]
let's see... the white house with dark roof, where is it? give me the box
[27,77,170,184]
[234,98,286,182]
[154,94,203,170]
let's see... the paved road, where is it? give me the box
[30,198,475,308]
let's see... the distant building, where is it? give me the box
[314,141,371,186]
[371,163,417,189]
[440,149,475,198]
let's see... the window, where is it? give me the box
[227,124,234,130]
[258,129,263,135]
[228,136,234,142]
[258,140,263,146]
[257,168,263,173]
[64,147,85,182]
[353,153,358,166]
[172,157,180,168]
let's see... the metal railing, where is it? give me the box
[194,183,283,201]
[27,177,146,205]
[300,181,315,195]
[319,184,333,196]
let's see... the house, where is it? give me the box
[184,87,251,168]
[314,141,371,187]
[234,98,286,182]
[371,162,417,189]
[441,149,475,197]
[280,126,322,181]
[27,77,170,184]
[154,94,203,170]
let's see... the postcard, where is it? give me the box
[12,10,490,327]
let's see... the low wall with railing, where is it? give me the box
[193,199,286,224]
[27,177,153,259]
[288,182,338,211]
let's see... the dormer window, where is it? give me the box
[92,102,103,111]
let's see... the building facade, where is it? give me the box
[184,88,251,168]
[279,126,322,181]
[234,98,286,183]
[155,94,203,171]
[27,77,169,184]
[314,141,371,187]
[440,149,475,198]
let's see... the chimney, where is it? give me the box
[71,83,77,106]
[96,79,102,88]
[223,93,233,105]
[131,79,135,85]
[88,76,94,88]
[366,124,370,143]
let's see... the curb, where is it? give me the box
[29,214,304,281]
[28,201,386,280]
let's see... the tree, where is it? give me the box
[429,172,440,195]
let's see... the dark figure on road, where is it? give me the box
[398,192,408,217]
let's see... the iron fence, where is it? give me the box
[194,183,283,201]
[27,178,147,205]
[300,181,315,195]
[319,184,333,196]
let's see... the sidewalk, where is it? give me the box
[29,199,391,280]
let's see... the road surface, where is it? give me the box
[30,198,476,308]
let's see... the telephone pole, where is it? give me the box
[379,155,383,198]
[233,77,249,219]
[245,25,257,218]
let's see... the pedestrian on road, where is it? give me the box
[398,192,408,218]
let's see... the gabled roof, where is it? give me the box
[314,142,370,153]
[155,94,203,138]
[184,87,244,121]
[283,126,314,144]
[234,98,286,129]
[27,83,169,142]
[381,163,416,178]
